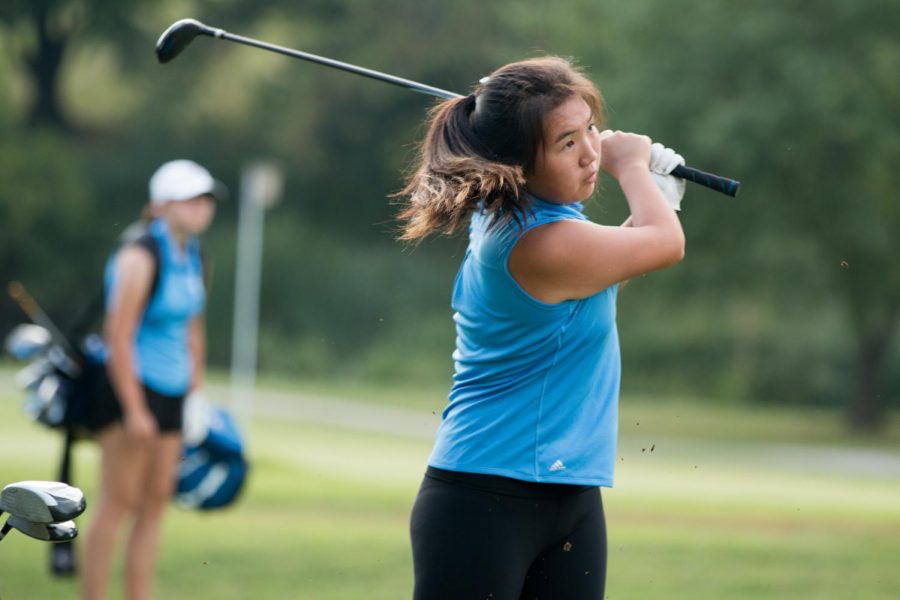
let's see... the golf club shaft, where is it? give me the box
[161,20,740,197]
[217,30,458,100]
[7,282,80,359]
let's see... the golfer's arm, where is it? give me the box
[104,247,154,415]
[189,314,206,392]
[106,331,145,415]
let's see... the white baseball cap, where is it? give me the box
[149,159,225,205]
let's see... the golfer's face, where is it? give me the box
[168,195,216,234]
[527,95,601,204]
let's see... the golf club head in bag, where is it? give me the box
[15,357,64,426]
[0,481,86,523]
[6,324,71,429]
[24,370,71,428]
[177,392,248,510]
[8,333,104,433]
[4,324,52,361]
[0,515,77,543]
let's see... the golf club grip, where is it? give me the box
[671,165,740,197]
[8,281,43,323]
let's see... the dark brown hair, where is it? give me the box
[394,56,604,241]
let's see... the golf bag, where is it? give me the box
[176,393,249,510]
[4,308,105,576]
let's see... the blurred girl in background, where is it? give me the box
[82,160,219,600]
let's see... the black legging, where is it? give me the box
[410,467,607,600]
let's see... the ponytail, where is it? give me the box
[393,95,527,242]
[140,204,156,225]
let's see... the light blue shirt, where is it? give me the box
[428,197,621,486]
[105,219,205,396]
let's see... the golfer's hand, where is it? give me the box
[599,130,652,180]
[124,407,157,442]
[649,142,686,211]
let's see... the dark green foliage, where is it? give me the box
[0,0,896,429]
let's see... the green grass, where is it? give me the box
[0,368,898,599]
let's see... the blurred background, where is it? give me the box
[0,0,897,598]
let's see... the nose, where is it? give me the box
[581,141,599,167]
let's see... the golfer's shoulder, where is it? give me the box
[507,219,593,281]
[516,218,595,259]
[115,243,156,276]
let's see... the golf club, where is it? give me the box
[0,515,78,543]
[156,18,740,197]
[26,372,70,427]
[0,481,86,524]
[15,356,54,391]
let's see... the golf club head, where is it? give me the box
[15,356,54,390]
[4,324,52,361]
[0,481,86,523]
[156,18,222,63]
[25,372,69,427]
[3,515,77,543]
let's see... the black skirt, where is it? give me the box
[87,367,186,433]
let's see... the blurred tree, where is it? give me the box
[592,0,900,431]
[0,128,99,336]
[0,0,143,132]
[791,3,900,432]
[0,0,896,433]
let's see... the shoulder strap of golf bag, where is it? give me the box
[51,426,78,576]
[130,232,210,300]
[132,233,164,301]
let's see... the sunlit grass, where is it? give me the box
[0,369,897,599]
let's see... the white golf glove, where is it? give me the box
[182,390,212,446]
[649,142,686,211]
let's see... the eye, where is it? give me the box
[564,140,575,149]
[588,123,597,132]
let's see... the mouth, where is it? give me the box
[585,171,598,184]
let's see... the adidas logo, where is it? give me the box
[549,460,566,472]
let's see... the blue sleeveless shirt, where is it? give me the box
[105,219,206,396]
[428,197,621,486]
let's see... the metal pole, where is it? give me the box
[230,161,283,437]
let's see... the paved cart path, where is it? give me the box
[2,368,898,481]
[215,381,442,441]
[211,382,900,481]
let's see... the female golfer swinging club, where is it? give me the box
[397,57,686,599]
